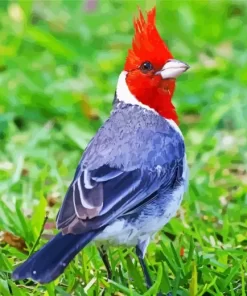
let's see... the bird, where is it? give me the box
[12,6,189,291]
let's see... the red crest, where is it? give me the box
[124,7,173,71]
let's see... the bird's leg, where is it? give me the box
[98,245,112,280]
[135,240,152,289]
[136,249,166,296]
[136,247,152,288]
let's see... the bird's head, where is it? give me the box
[116,7,189,124]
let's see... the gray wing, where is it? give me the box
[56,105,185,234]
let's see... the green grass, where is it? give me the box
[0,0,247,295]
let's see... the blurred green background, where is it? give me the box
[0,0,247,295]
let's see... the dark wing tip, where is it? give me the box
[12,266,60,284]
[12,258,57,284]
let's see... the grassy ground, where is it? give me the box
[0,0,247,295]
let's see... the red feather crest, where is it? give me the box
[124,7,172,71]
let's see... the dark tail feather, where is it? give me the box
[12,230,99,284]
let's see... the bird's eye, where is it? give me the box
[140,61,153,73]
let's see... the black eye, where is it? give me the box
[140,61,153,73]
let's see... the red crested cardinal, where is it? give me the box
[13,7,189,291]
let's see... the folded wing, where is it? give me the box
[56,106,185,235]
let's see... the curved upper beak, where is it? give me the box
[156,59,190,79]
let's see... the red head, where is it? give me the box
[118,7,189,124]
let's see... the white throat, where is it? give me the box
[116,71,155,112]
[116,71,183,137]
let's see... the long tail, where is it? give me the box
[12,230,99,283]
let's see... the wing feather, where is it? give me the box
[56,104,186,235]
[57,163,181,234]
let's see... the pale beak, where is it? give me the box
[156,59,190,79]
